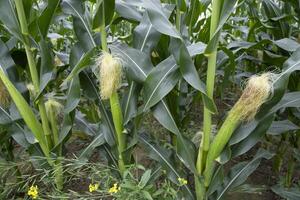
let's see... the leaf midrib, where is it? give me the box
[144,64,177,110]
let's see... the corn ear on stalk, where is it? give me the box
[204,73,273,186]
[97,52,122,100]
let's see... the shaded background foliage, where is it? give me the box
[0,0,299,199]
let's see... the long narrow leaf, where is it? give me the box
[0,65,47,154]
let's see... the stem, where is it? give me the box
[49,107,59,147]
[100,1,126,175]
[195,175,205,200]
[171,0,182,154]
[204,112,240,186]
[48,105,64,190]
[110,92,126,174]
[188,0,196,37]
[197,0,222,174]
[176,0,181,31]
[285,157,295,188]
[15,0,53,150]
[54,157,64,190]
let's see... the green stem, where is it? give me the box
[285,157,295,188]
[49,107,59,147]
[195,1,223,199]
[54,157,64,190]
[171,0,182,153]
[100,3,108,52]
[15,0,53,150]
[110,92,126,174]
[176,0,181,31]
[204,112,240,187]
[197,0,222,174]
[100,1,126,175]
[48,104,63,190]
[188,0,196,37]
[195,175,205,200]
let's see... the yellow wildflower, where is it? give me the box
[27,185,38,199]
[178,177,188,185]
[108,183,121,194]
[89,183,99,193]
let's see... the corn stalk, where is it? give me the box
[11,0,63,190]
[195,0,222,199]
[99,2,126,175]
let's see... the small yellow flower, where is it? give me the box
[178,177,188,186]
[108,183,121,194]
[89,183,99,193]
[27,185,38,199]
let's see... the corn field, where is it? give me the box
[0,0,300,199]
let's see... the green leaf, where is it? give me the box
[228,38,300,53]
[152,100,181,135]
[57,110,75,148]
[205,0,238,54]
[93,0,115,29]
[207,166,224,196]
[231,115,275,157]
[61,0,96,50]
[152,100,197,174]
[268,120,300,135]
[39,39,54,93]
[115,0,143,21]
[0,40,18,82]
[274,38,300,52]
[187,42,207,57]
[271,185,300,200]
[0,107,31,148]
[64,75,80,113]
[0,0,23,41]
[110,44,153,82]
[143,56,179,111]
[122,81,141,124]
[38,0,60,38]
[139,169,152,188]
[65,47,97,82]
[0,66,47,154]
[78,116,106,159]
[78,133,105,158]
[170,39,217,113]
[143,0,181,39]
[133,4,174,54]
[270,92,300,113]
[124,4,174,123]
[215,149,273,200]
[186,0,202,33]
[177,0,187,12]
[138,133,194,199]
[79,71,116,146]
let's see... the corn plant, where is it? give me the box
[0,0,299,199]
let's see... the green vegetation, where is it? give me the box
[0,0,299,199]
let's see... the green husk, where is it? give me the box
[204,73,273,186]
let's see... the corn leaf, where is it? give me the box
[0,66,47,152]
